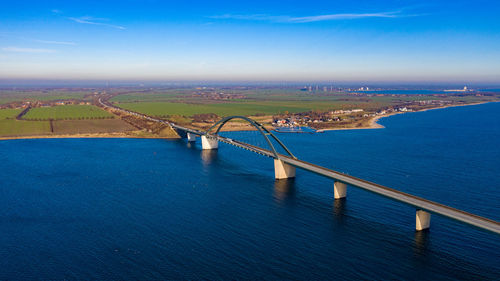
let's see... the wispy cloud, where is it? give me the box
[51,9,125,30]
[2,47,56,53]
[68,16,126,30]
[33,39,77,45]
[210,11,409,23]
[210,14,286,21]
[288,12,401,23]
[2,36,77,46]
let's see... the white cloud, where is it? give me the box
[33,39,77,45]
[288,12,400,23]
[210,14,286,21]
[68,16,126,30]
[2,47,56,53]
[210,11,406,23]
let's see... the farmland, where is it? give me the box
[0,120,51,136]
[111,87,500,121]
[23,105,114,120]
[0,108,21,119]
[51,119,136,134]
[116,100,385,118]
[110,88,439,104]
[110,90,184,103]
[1,86,499,139]
[0,89,91,104]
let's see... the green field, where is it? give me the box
[0,118,136,137]
[109,88,446,103]
[115,91,499,118]
[110,89,344,103]
[110,88,464,118]
[23,105,114,120]
[0,109,22,119]
[116,100,386,117]
[0,90,91,104]
[0,120,51,136]
[110,91,184,103]
[52,119,136,134]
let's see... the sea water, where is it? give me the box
[0,103,499,280]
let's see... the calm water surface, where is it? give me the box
[1,103,499,280]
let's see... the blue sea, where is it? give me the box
[1,103,499,280]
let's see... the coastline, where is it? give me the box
[0,101,495,141]
[316,101,493,132]
[0,132,180,141]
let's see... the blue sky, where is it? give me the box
[1,0,499,82]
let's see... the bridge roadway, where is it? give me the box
[97,97,500,235]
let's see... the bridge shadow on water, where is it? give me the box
[413,229,431,255]
[201,150,218,166]
[273,179,296,205]
[332,198,347,219]
[172,139,221,170]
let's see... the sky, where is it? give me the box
[1,0,499,83]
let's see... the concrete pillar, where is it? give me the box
[274,159,296,179]
[416,210,431,231]
[334,181,347,199]
[201,135,218,150]
[187,132,196,142]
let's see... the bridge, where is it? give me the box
[98,98,500,235]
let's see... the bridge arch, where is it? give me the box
[206,116,296,159]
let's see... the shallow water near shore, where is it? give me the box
[0,102,499,280]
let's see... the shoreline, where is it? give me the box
[0,101,495,141]
[0,132,179,141]
[316,101,493,132]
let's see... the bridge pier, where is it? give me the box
[274,159,296,179]
[187,132,196,142]
[201,135,218,150]
[334,181,347,199]
[416,210,431,231]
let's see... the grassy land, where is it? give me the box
[0,120,51,136]
[23,105,114,120]
[2,87,498,138]
[0,108,22,119]
[116,100,387,117]
[113,88,500,119]
[0,90,91,104]
[110,91,184,103]
[52,119,136,134]
[110,88,444,103]
[0,118,137,137]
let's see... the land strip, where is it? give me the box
[1,86,499,139]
